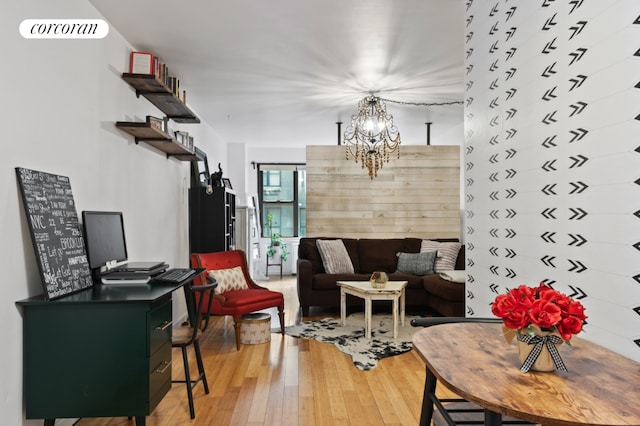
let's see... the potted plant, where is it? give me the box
[266,213,289,261]
[491,282,587,372]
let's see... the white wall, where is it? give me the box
[1,1,465,423]
[1,1,226,424]
[465,0,640,362]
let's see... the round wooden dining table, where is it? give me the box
[412,322,640,426]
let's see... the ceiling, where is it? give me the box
[90,0,464,148]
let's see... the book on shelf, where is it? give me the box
[174,130,189,145]
[129,52,188,105]
[129,51,154,74]
[146,115,163,132]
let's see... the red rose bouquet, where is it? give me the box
[491,282,587,343]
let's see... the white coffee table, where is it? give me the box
[337,280,408,339]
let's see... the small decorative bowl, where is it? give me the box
[370,281,387,289]
[370,271,389,288]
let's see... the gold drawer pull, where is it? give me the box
[155,320,171,331]
[155,361,171,374]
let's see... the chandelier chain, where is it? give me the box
[378,97,463,107]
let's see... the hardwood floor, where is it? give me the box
[75,276,456,426]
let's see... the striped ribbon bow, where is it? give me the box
[516,333,567,373]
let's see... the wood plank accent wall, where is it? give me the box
[306,145,461,239]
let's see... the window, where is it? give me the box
[258,164,306,238]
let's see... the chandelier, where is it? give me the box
[343,95,400,179]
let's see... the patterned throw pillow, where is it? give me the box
[420,240,462,272]
[316,239,355,274]
[395,251,437,275]
[207,266,249,294]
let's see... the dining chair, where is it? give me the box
[172,280,217,419]
[411,317,536,426]
[190,250,285,350]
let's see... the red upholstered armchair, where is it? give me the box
[190,250,285,350]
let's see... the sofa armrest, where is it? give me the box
[297,258,313,298]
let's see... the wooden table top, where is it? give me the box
[412,322,640,426]
[337,280,408,294]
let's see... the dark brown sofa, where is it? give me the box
[296,237,465,317]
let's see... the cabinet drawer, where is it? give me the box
[149,342,172,410]
[148,299,172,356]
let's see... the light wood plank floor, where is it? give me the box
[75,276,457,426]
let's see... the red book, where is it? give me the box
[129,51,154,74]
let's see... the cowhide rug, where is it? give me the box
[284,313,422,370]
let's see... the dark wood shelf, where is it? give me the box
[173,146,206,162]
[116,121,196,159]
[121,73,200,123]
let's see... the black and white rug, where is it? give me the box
[284,313,421,370]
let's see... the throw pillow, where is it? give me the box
[207,266,249,294]
[439,270,466,283]
[395,251,437,275]
[420,240,462,272]
[316,239,355,274]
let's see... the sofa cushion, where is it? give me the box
[439,270,466,283]
[420,240,462,272]
[395,251,437,275]
[358,239,407,274]
[401,238,423,253]
[387,273,425,290]
[312,274,371,290]
[423,274,465,301]
[316,239,355,274]
[299,237,360,274]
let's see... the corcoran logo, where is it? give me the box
[20,19,109,39]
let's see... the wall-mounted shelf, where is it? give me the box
[121,73,200,123]
[116,121,197,160]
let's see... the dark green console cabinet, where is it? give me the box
[17,282,184,425]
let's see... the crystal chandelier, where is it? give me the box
[343,95,401,179]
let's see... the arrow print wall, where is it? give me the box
[542,183,557,195]
[542,135,557,148]
[567,285,587,299]
[541,231,557,243]
[464,0,640,350]
[569,0,584,14]
[569,181,588,194]
[569,154,588,168]
[541,255,557,268]
[541,207,557,219]
[568,234,587,246]
[568,48,587,66]
[568,207,588,220]
[569,74,587,91]
[569,21,587,40]
[569,101,588,117]
[568,259,587,273]
[569,128,588,142]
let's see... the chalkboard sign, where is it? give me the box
[16,167,93,300]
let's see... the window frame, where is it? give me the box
[257,163,305,238]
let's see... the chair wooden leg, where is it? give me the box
[194,340,209,394]
[278,306,285,334]
[233,316,242,350]
[181,346,196,419]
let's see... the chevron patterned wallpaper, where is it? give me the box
[464,0,640,362]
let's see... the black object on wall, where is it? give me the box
[189,186,236,253]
